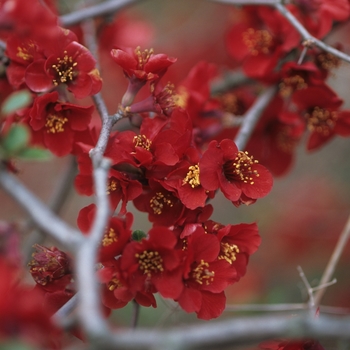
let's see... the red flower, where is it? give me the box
[77,204,133,262]
[127,82,178,117]
[278,61,324,98]
[28,244,72,290]
[24,29,102,98]
[0,0,58,42]
[98,259,157,310]
[111,46,176,83]
[162,147,212,210]
[199,139,273,205]
[177,229,236,320]
[27,91,94,156]
[5,34,45,89]
[246,96,304,177]
[206,221,261,279]
[291,0,349,38]
[0,257,62,348]
[133,179,185,226]
[225,7,299,80]
[292,85,350,150]
[111,46,176,106]
[74,132,143,213]
[120,226,183,299]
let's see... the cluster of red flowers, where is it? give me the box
[74,45,271,319]
[0,0,349,347]
[221,1,350,175]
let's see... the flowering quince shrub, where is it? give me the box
[0,0,350,349]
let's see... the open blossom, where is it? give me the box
[177,229,236,320]
[98,258,157,310]
[199,139,273,205]
[26,91,94,156]
[20,28,102,98]
[291,85,350,150]
[77,204,133,262]
[290,0,350,38]
[225,6,299,80]
[0,257,62,348]
[204,221,261,279]
[120,226,183,299]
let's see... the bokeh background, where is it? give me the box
[1,0,350,346]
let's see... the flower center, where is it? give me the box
[224,151,259,184]
[51,50,78,86]
[17,46,33,61]
[107,277,122,291]
[183,164,201,188]
[135,46,154,70]
[316,52,340,71]
[135,250,164,277]
[174,86,189,108]
[149,192,174,215]
[45,114,68,133]
[106,179,119,194]
[102,228,118,247]
[192,260,215,285]
[133,134,152,151]
[242,28,273,56]
[155,82,176,115]
[219,93,245,115]
[276,125,299,153]
[305,106,338,136]
[279,75,307,97]
[218,243,239,264]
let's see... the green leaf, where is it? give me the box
[132,230,147,241]
[1,90,32,116]
[2,125,30,154]
[17,147,52,161]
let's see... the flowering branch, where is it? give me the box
[75,157,112,339]
[274,3,350,64]
[234,85,277,150]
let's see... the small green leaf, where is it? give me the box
[132,230,147,241]
[1,90,32,115]
[17,147,52,161]
[2,124,30,154]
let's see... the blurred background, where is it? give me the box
[1,0,350,346]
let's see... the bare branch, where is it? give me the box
[234,85,277,150]
[225,303,306,312]
[75,157,112,339]
[275,4,350,64]
[297,266,315,309]
[0,167,83,248]
[59,0,141,27]
[313,214,350,306]
[225,303,350,315]
[83,313,350,350]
